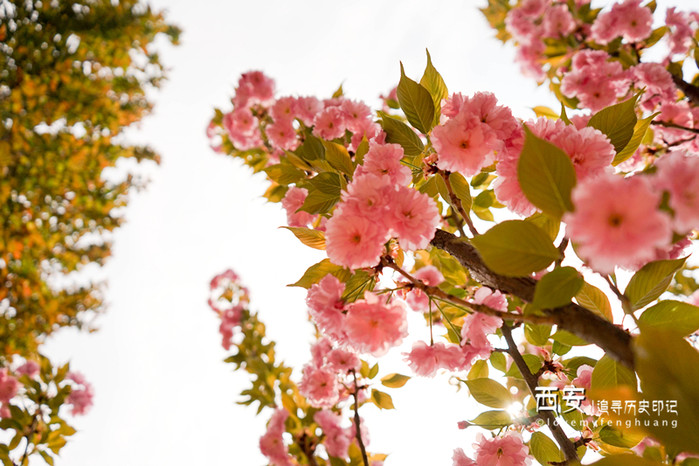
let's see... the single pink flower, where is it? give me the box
[474,432,531,466]
[15,361,39,378]
[324,204,387,270]
[299,364,340,408]
[344,293,408,356]
[293,96,323,126]
[315,410,353,459]
[356,142,412,187]
[266,120,299,151]
[0,369,19,403]
[259,409,294,466]
[404,341,466,377]
[388,186,441,251]
[281,187,316,228]
[452,448,476,466]
[234,71,275,109]
[313,106,347,140]
[654,150,699,233]
[307,275,347,342]
[270,96,297,123]
[542,4,575,38]
[66,372,94,416]
[564,173,673,274]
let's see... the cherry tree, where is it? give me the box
[207,1,699,464]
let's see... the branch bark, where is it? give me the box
[672,74,699,107]
[430,229,634,368]
[502,324,579,463]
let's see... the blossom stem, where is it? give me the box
[350,370,370,466]
[440,171,479,236]
[383,257,556,326]
[651,120,699,134]
[501,324,579,464]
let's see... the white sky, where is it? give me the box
[40,0,697,465]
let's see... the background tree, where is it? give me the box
[0,0,179,356]
[0,1,178,464]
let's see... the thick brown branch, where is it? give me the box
[502,324,579,463]
[351,371,369,466]
[671,74,699,107]
[651,120,699,134]
[430,229,634,368]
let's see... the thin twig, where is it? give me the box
[501,324,579,464]
[383,256,555,326]
[350,370,370,466]
[440,170,479,236]
[651,120,699,134]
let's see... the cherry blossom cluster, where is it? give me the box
[207,268,250,349]
[453,431,530,466]
[259,408,293,466]
[325,143,440,270]
[65,371,94,416]
[0,367,20,418]
[404,288,504,377]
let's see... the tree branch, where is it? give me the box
[430,229,634,368]
[502,324,579,464]
[671,74,699,107]
[351,371,369,466]
[651,120,699,134]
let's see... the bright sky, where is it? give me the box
[40,0,696,465]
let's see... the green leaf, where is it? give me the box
[525,323,551,346]
[368,362,379,379]
[380,373,410,388]
[332,84,344,99]
[505,354,542,378]
[612,113,658,165]
[377,111,425,156]
[575,282,613,321]
[588,93,640,154]
[288,259,350,289]
[599,425,643,448]
[281,227,326,250]
[470,220,560,277]
[299,172,343,214]
[419,49,448,126]
[370,389,395,410]
[467,359,489,380]
[531,106,558,119]
[465,378,513,408]
[355,136,370,165]
[295,134,326,161]
[517,126,577,218]
[529,432,565,464]
[624,257,687,310]
[551,330,590,346]
[639,300,699,336]
[533,267,584,309]
[397,62,435,134]
[591,456,663,466]
[489,351,507,372]
[469,410,512,429]
[322,141,354,177]
[590,355,636,391]
[264,160,305,185]
[525,212,560,241]
[449,172,472,210]
[634,328,699,454]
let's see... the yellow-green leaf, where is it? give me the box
[380,373,410,388]
[397,62,435,134]
[281,226,326,250]
[370,389,395,410]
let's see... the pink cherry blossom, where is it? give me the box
[654,150,699,233]
[259,409,294,466]
[15,361,39,378]
[542,5,576,38]
[219,305,243,350]
[564,173,673,274]
[324,204,387,270]
[404,341,467,377]
[406,265,445,311]
[310,337,333,367]
[234,71,275,109]
[356,142,412,187]
[307,274,347,341]
[266,120,299,151]
[340,100,373,133]
[299,364,340,408]
[474,432,531,466]
[388,186,441,251]
[270,96,297,123]
[591,0,652,45]
[223,107,262,150]
[573,364,593,390]
[666,7,695,56]
[293,96,323,126]
[632,63,676,112]
[344,293,408,356]
[314,410,353,459]
[452,448,477,466]
[0,368,19,403]
[281,187,315,228]
[66,372,94,416]
[327,347,361,374]
[313,106,347,140]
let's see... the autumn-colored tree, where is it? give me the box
[0,0,179,357]
[0,2,178,464]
